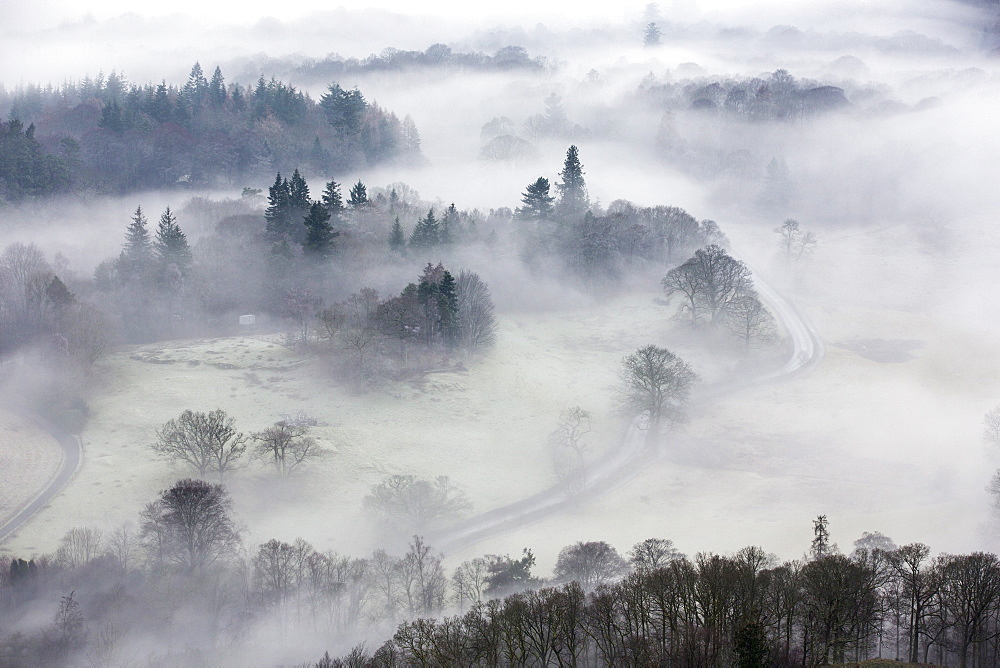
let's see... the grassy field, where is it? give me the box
[5,218,999,574]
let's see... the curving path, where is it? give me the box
[430,273,824,554]
[0,428,81,544]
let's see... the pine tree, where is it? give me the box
[389,216,406,252]
[348,180,369,208]
[410,208,440,248]
[517,177,555,220]
[209,66,227,106]
[440,203,459,244]
[121,205,152,278]
[644,22,662,47]
[321,180,344,216]
[288,168,310,209]
[438,270,459,346]
[303,201,337,257]
[184,62,209,108]
[556,145,588,220]
[154,207,192,273]
[264,173,291,242]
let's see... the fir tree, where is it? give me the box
[410,208,440,248]
[516,177,555,220]
[389,216,406,252]
[264,173,291,242]
[440,203,459,244]
[121,205,152,278]
[184,62,209,108]
[348,180,369,208]
[438,270,459,346]
[556,145,588,219]
[302,201,337,257]
[288,168,311,209]
[644,22,662,47]
[321,180,344,216]
[208,66,227,106]
[154,207,192,273]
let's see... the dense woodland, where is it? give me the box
[0,64,420,201]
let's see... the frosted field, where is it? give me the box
[4,217,1000,573]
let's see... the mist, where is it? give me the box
[3,0,1000,664]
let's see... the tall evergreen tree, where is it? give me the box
[184,62,209,108]
[121,205,152,278]
[440,203,459,244]
[438,270,459,346]
[208,66,227,106]
[154,207,192,273]
[302,201,337,257]
[389,216,406,252]
[410,208,440,248]
[556,145,588,220]
[517,177,555,220]
[264,172,292,242]
[288,169,311,209]
[348,180,369,208]
[321,180,344,217]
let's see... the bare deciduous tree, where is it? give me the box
[55,527,103,569]
[549,406,593,495]
[140,478,241,572]
[984,404,1000,458]
[456,270,498,354]
[152,409,248,479]
[628,537,685,572]
[253,413,322,476]
[619,345,697,439]
[724,292,777,351]
[662,245,754,327]
[364,475,472,533]
[774,218,816,265]
[553,541,628,590]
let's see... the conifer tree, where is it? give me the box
[303,201,337,257]
[288,169,311,209]
[438,270,459,346]
[321,180,344,216]
[555,145,588,220]
[348,180,369,208]
[154,206,192,273]
[121,205,152,277]
[440,203,459,244]
[410,208,440,248]
[209,66,227,106]
[265,173,291,242]
[389,216,406,252]
[517,177,555,220]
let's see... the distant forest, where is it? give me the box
[0,64,421,202]
[228,43,548,84]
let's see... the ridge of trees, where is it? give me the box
[0,64,421,202]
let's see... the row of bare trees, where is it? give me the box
[151,409,322,479]
[330,544,1000,668]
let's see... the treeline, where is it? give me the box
[0,63,420,201]
[515,146,728,288]
[238,44,547,85]
[639,68,850,121]
[326,535,1000,667]
[4,499,998,667]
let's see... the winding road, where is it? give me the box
[430,273,824,554]
[0,429,81,544]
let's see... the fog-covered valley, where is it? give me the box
[3,0,1000,665]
